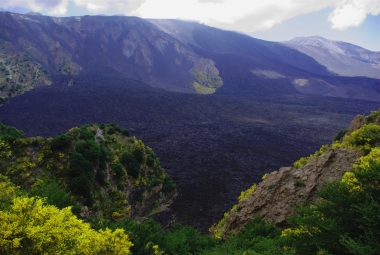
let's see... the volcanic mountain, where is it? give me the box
[283,36,380,79]
[0,11,379,231]
[0,12,378,102]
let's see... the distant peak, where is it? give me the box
[26,12,43,16]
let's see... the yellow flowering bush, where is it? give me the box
[238,184,256,202]
[0,176,133,255]
[294,145,329,169]
[0,196,133,254]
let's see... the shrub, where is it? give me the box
[132,147,144,163]
[79,125,95,141]
[113,163,125,178]
[108,127,116,135]
[146,156,155,166]
[162,173,176,194]
[127,161,140,178]
[0,196,132,254]
[50,134,71,150]
[294,145,329,169]
[75,140,101,162]
[30,177,74,209]
[334,128,348,141]
[0,122,25,143]
[120,151,136,166]
[122,129,130,137]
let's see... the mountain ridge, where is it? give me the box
[0,12,378,103]
[283,36,380,79]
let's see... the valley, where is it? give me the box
[0,74,377,231]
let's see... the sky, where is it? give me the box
[0,0,379,51]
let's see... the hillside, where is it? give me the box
[0,12,378,103]
[0,122,176,221]
[283,36,380,79]
[208,109,380,254]
[1,110,379,254]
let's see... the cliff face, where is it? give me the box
[224,148,363,234]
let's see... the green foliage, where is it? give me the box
[282,148,380,255]
[201,217,284,255]
[113,163,126,178]
[162,173,176,194]
[334,128,348,141]
[0,96,6,104]
[75,139,101,162]
[95,219,216,255]
[132,147,144,164]
[366,110,380,123]
[122,129,130,137]
[121,151,137,165]
[50,134,71,150]
[0,122,175,237]
[66,152,94,205]
[30,176,75,209]
[0,122,25,143]
[120,151,140,178]
[0,196,132,254]
[294,144,329,169]
[79,125,95,141]
[193,82,216,94]
[192,68,223,89]
[146,155,155,166]
[238,184,256,202]
[161,223,216,255]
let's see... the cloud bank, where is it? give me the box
[1,0,379,32]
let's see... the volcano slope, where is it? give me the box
[0,74,378,231]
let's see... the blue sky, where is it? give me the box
[1,0,379,51]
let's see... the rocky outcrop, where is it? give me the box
[347,114,366,135]
[224,148,363,235]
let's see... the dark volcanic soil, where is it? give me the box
[0,75,378,231]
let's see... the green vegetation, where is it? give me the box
[191,66,223,94]
[0,175,133,254]
[293,144,329,169]
[192,68,223,89]
[0,39,51,101]
[193,81,216,94]
[0,122,175,222]
[209,109,380,254]
[0,109,379,254]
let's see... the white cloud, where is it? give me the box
[72,0,109,12]
[0,0,378,32]
[328,0,380,30]
[133,0,335,32]
[49,0,68,15]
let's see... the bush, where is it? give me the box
[120,151,136,166]
[334,128,348,141]
[107,127,116,135]
[30,177,74,209]
[0,122,25,143]
[79,125,95,141]
[282,150,380,254]
[132,147,144,163]
[162,173,176,194]
[75,140,101,162]
[50,134,71,150]
[127,162,140,178]
[146,156,155,166]
[0,196,132,254]
[294,145,329,169]
[122,129,130,137]
[113,163,125,178]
